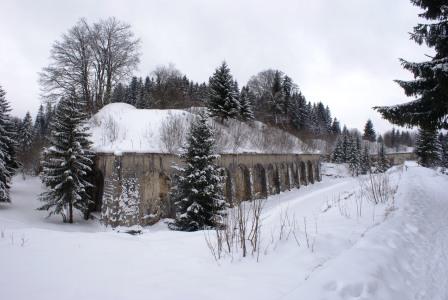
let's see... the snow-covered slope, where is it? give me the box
[89,103,310,154]
[1,163,447,299]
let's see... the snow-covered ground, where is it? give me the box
[89,103,310,154]
[1,163,447,300]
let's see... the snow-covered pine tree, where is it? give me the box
[169,112,227,231]
[360,144,371,175]
[331,118,341,136]
[439,133,448,172]
[239,86,254,121]
[0,85,19,202]
[207,62,240,122]
[332,137,345,163]
[341,130,350,163]
[363,119,376,142]
[20,112,34,154]
[348,135,361,176]
[376,142,389,173]
[415,127,441,168]
[374,1,448,129]
[39,95,94,223]
[34,104,46,138]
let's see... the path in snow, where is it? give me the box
[283,165,448,300]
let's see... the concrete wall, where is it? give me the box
[93,152,322,227]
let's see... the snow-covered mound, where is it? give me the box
[89,103,311,154]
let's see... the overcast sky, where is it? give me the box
[0,0,429,133]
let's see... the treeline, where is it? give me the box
[11,103,53,175]
[111,62,341,141]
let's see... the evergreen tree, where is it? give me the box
[348,135,361,176]
[34,104,46,137]
[415,128,441,167]
[331,137,345,163]
[111,83,126,103]
[207,62,240,121]
[169,112,227,231]
[269,71,285,124]
[376,143,390,173]
[39,95,94,223]
[374,1,448,129]
[0,86,19,202]
[20,112,34,155]
[360,145,371,175]
[439,133,448,172]
[363,119,376,142]
[331,118,341,136]
[126,76,140,106]
[239,86,254,121]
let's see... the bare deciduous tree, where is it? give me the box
[40,17,140,114]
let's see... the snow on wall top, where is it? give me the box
[89,103,314,155]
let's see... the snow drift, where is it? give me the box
[89,103,312,154]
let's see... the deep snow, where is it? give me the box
[89,103,309,154]
[0,163,447,300]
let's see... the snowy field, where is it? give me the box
[1,163,447,300]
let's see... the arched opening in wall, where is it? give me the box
[279,163,290,192]
[89,169,104,214]
[307,161,314,184]
[289,162,299,188]
[222,168,233,204]
[237,164,252,202]
[252,164,267,199]
[300,161,307,186]
[266,164,280,195]
[159,173,172,218]
[315,163,321,182]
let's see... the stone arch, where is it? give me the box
[279,163,290,192]
[159,172,172,217]
[314,162,321,182]
[292,162,300,188]
[90,169,104,213]
[252,164,267,199]
[222,168,233,203]
[307,161,314,184]
[300,161,307,186]
[234,164,252,202]
[266,164,280,195]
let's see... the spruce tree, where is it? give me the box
[34,104,46,137]
[374,1,448,129]
[360,145,371,175]
[363,119,376,142]
[331,118,341,136]
[207,62,240,122]
[20,112,34,153]
[415,128,441,167]
[332,137,345,163]
[0,86,19,202]
[169,112,227,231]
[376,143,389,173]
[39,95,94,223]
[348,135,361,176]
[239,86,255,121]
[439,133,448,172]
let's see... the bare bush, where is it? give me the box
[205,198,265,262]
[160,113,190,153]
[359,172,395,205]
[104,116,119,143]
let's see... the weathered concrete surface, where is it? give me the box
[93,152,322,227]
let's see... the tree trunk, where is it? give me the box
[69,200,73,224]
